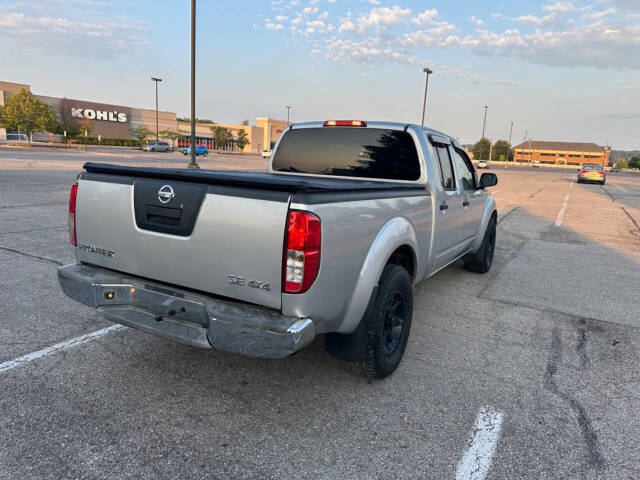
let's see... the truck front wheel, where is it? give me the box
[464,217,496,273]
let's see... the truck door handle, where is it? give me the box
[463,200,470,207]
[439,203,449,211]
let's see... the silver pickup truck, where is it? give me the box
[58,120,497,378]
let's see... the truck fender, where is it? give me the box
[470,196,497,253]
[338,216,419,334]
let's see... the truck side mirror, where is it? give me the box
[479,173,498,189]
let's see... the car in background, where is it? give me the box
[143,141,170,152]
[577,163,606,184]
[533,160,541,167]
[182,145,209,156]
[261,149,272,159]
[476,160,489,169]
[610,167,619,173]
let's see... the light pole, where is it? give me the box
[188,0,199,169]
[151,77,162,142]
[506,121,513,168]
[421,67,433,126]
[286,106,292,124]
[480,105,488,160]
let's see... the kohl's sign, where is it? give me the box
[71,107,128,123]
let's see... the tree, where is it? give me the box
[235,128,250,151]
[491,139,513,162]
[78,119,93,138]
[210,125,233,151]
[159,129,184,150]
[241,119,249,126]
[472,138,492,161]
[55,98,82,141]
[628,156,640,169]
[0,88,56,144]
[132,126,152,147]
[615,160,628,168]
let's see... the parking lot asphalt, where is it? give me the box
[1,147,639,479]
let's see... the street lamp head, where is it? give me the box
[151,77,163,82]
[423,67,433,74]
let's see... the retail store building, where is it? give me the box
[0,80,287,154]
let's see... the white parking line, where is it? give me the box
[555,194,570,227]
[0,324,126,374]
[615,184,628,192]
[456,406,504,480]
[569,182,574,189]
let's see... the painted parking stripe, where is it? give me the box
[456,406,504,480]
[615,184,628,192]
[555,194,570,227]
[0,324,126,374]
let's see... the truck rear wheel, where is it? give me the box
[464,217,496,274]
[362,264,413,378]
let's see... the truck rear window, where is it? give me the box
[272,128,420,181]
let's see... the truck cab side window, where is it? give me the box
[452,148,477,190]
[435,145,456,191]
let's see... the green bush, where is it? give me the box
[73,137,140,147]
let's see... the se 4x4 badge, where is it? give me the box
[228,275,271,291]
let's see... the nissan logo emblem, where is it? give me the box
[158,185,175,204]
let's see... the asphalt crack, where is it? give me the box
[620,206,640,231]
[0,246,63,266]
[544,326,606,471]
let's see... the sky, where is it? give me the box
[0,0,639,149]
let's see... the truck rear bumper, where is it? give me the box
[58,264,315,359]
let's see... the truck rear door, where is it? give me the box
[74,174,290,309]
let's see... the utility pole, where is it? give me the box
[151,77,162,142]
[480,105,488,160]
[506,121,513,168]
[421,67,433,126]
[188,0,199,169]
[286,106,292,124]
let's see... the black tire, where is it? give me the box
[601,179,606,185]
[359,264,413,379]
[464,217,496,273]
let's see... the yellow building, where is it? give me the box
[176,118,290,154]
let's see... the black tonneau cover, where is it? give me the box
[83,162,424,194]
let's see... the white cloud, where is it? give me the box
[338,18,355,33]
[542,2,577,13]
[513,13,555,25]
[274,15,289,22]
[265,20,284,30]
[413,9,438,25]
[0,10,147,58]
[356,5,412,31]
[265,0,640,71]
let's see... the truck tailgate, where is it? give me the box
[75,173,290,309]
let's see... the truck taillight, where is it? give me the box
[69,184,78,246]
[283,211,321,294]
